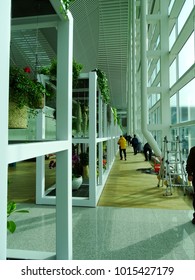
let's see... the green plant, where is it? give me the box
[60,0,75,17]
[96,69,110,104]
[79,152,89,166]
[9,66,48,109]
[111,107,118,125]
[73,59,83,88]
[39,58,83,89]
[7,201,29,234]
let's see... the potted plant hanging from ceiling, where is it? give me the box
[9,66,48,129]
[39,58,83,88]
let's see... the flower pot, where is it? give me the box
[8,101,28,129]
[72,176,83,190]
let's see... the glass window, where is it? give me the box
[169,25,176,50]
[178,32,194,78]
[179,78,195,122]
[186,125,195,151]
[149,106,161,125]
[179,127,189,159]
[171,125,195,160]
[148,95,152,109]
[169,59,177,87]
[178,0,194,34]
[168,0,175,15]
[148,93,160,109]
[170,94,177,124]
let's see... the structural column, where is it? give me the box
[0,0,11,260]
[140,0,161,156]
[56,10,73,260]
[132,0,136,133]
[127,0,132,135]
[160,0,170,139]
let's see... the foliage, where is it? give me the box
[96,69,110,104]
[79,152,89,166]
[95,69,120,126]
[73,59,83,88]
[39,58,83,89]
[60,0,75,17]
[111,107,118,125]
[9,66,48,109]
[7,201,29,234]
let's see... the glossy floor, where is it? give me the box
[7,203,195,260]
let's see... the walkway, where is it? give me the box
[98,146,192,210]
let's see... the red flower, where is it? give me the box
[24,66,31,73]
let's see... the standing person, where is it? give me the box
[126,134,132,146]
[186,146,195,224]
[143,142,152,161]
[117,135,127,160]
[131,134,139,155]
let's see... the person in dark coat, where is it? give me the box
[126,134,132,146]
[143,142,152,161]
[186,146,195,224]
[131,134,139,155]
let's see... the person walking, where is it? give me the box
[131,134,139,155]
[126,134,132,146]
[143,142,152,161]
[117,135,127,160]
[186,146,195,224]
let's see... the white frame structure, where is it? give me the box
[35,72,121,207]
[0,0,73,260]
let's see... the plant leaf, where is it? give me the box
[7,220,16,233]
[15,210,29,214]
[7,201,16,216]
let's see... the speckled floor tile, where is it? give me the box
[7,204,195,260]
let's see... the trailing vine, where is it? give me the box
[95,68,120,125]
[39,58,83,88]
[96,69,110,104]
[111,107,118,125]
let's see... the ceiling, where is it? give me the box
[70,0,129,111]
[11,0,131,111]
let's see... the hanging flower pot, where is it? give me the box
[8,66,49,129]
[8,101,28,129]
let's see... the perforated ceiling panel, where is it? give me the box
[10,28,56,76]
[70,0,129,110]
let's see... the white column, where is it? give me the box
[0,0,11,260]
[103,103,107,137]
[160,0,170,139]
[140,0,161,156]
[56,11,73,260]
[36,75,46,203]
[89,71,97,206]
[132,0,136,133]
[98,92,103,138]
[127,0,132,135]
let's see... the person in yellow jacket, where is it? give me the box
[117,135,127,160]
